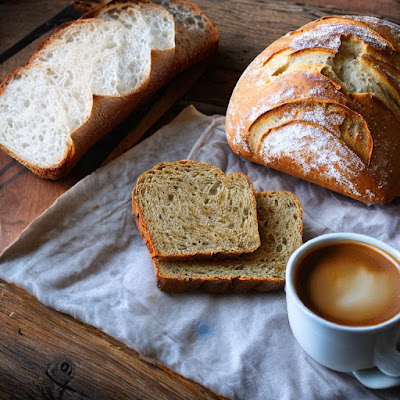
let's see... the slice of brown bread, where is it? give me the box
[153,191,303,292]
[132,161,261,261]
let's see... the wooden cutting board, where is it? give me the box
[1,1,400,398]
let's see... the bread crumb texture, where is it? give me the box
[154,190,303,293]
[0,0,218,177]
[132,161,261,260]
[0,3,174,168]
[226,16,400,203]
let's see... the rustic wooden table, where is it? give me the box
[1,0,400,398]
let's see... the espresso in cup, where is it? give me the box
[295,241,400,326]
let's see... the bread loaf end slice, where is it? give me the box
[154,191,303,292]
[132,161,261,260]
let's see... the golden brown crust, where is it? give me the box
[155,272,285,293]
[0,1,218,180]
[226,15,400,204]
[133,195,159,257]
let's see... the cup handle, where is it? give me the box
[374,325,400,377]
[352,326,400,389]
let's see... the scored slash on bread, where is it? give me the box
[154,191,303,293]
[132,161,261,261]
[0,0,218,179]
[226,15,400,204]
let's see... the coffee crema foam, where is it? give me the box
[295,242,400,326]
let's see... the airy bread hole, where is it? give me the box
[108,12,119,20]
[208,180,222,195]
[272,63,289,77]
[185,17,196,26]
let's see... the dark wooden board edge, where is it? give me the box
[0,278,228,400]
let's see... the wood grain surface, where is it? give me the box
[1,1,400,399]
[0,279,227,400]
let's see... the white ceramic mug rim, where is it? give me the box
[286,232,400,332]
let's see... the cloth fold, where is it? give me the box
[1,106,399,399]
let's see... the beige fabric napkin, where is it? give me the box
[1,106,400,399]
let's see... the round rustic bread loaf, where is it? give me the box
[226,16,400,204]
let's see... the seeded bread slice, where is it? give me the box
[153,191,303,292]
[132,161,261,260]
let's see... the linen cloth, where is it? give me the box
[1,106,400,400]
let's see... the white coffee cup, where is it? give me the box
[285,232,400,389]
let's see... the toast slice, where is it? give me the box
[0,1,218,179]
[154,191,303,292]
[132,161,261,261]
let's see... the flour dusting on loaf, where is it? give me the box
[259,123,365,198]
[290,21,392,51]
[226,15,400,203]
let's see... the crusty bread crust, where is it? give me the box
[155,264,286,293]
[226,15,400,204]
[153,190,303,293]
[0,0,218,179]
[132,160,261,261]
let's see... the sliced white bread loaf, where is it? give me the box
[0,0,218,179]
[132,161,261,261]
[154,191,303,292]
